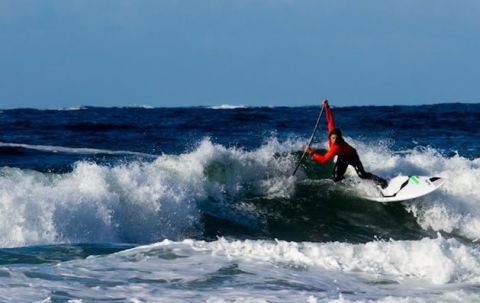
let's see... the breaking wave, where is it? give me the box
[0,137,479,247]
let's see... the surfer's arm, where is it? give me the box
[309,146,338,164]
[324,101,335,132]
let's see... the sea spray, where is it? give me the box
[1,136,480,246]
[0,138,298,247]
[345,138,480,242]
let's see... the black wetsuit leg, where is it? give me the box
[350,154,388,188]
[333,158,349,182]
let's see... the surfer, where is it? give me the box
[305,100,388,188]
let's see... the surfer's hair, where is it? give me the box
[329,128,345,144]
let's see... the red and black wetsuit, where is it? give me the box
[310,104,387,187]
[310,104,356,164]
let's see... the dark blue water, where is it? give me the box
[1,104,478,170]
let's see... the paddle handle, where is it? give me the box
[292,104,325,176]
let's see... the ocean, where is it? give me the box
[0,103,479,302]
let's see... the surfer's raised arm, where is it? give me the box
[324,100,335,132]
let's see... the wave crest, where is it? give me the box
[0,136,479,247]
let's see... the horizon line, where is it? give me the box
[0,101,479,111]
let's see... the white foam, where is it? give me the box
[0,162,203,246]
[56,106,87,111]
[338,138,480,242]
[2,236,480,302]
[1,135,479,246]
[126,104,155,109]
[0,141,157,158]
[140,236,480,285]
[210,104,247,110]
[0,138,298,247]
[55,236,477,301]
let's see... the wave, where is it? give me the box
[134,235,480,285]
[0,141,157,158]
[49,236,473,301]
[56,106,87,111]
[0,137,479,247]
[56,105,153,110]
[126,104,155,109]
[0,138,297,247]
[2,236,479,302]
[209,104,247,110]
[350,140,480,242]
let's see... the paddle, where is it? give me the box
[292,103,325,176]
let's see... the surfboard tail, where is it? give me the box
[363,175,445,203]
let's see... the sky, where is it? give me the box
[0,0,479,109]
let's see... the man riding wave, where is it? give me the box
[305,100,388,188]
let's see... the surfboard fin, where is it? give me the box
[380,178,410,198]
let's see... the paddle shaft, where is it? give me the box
[292,104,325,176]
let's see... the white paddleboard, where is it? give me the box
[362,175,445,203]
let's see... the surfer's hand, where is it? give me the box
[305,145,313,155]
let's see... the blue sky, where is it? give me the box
[0,0,479,109]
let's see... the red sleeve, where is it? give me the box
[311,145,338,164]
[325,104,335,132]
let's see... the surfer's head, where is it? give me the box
[329,128,344,144]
